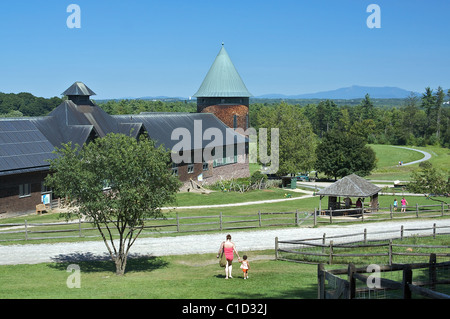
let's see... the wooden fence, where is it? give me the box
[275,223,450,265]
[318,254,450,299]
[313,202,450,226]
[0,210,312,242]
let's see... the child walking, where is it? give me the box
[240,255,250,279]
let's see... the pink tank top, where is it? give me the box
[224,246,234,260]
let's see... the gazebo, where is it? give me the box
[316,174,382,214]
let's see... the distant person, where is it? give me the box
[356,198,362,209]
[217,234,240,279]
[239,255,250,279]
[401,197,408,213]
[344,197,352,209]
[393,198,398,211]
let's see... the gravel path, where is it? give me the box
[1,219,449,265]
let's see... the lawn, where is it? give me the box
[367,144,450,181]
[173,187,304,207]
[0,250,318,299]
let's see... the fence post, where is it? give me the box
[433,223,436,239]
[429,253,437,291]
[318,264,326,299]
[258,210,262,227]
[390,204,393,219]
[361,208,364,222]
[329,207,333,224]
[363,228,367,244]
[401,225,404,240]
[219,212,223,231]
[442,202,445,217]
[322,233,326,254]
[416,203,419,218]
[295,209,299,226]
[402,265,412,299]
[389,239,393,265]
[314,208,317,226]
[79,218,82,237]
[25,220,28,241]
[348,263,356,299]
[275,237,279,260]
[176,213,180,232]
[329,240,333,265]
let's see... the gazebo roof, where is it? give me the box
[316,174,381,198]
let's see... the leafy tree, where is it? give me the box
[315,129,376,179]
[256,102,316,176]
[45,133,181,275]
[408,162,449,195]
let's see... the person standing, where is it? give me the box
[393,198,398,212]
[401,197,408,213]
[217,234,240,279]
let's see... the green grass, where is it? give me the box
[368,144,450,181]
[0,250,317,299]
[173,188,304,207]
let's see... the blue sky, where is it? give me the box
[0,0,449,99]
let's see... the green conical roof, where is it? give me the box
[193,44,252,98]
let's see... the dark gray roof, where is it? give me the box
[0,118,57,176]
[62,81,96,96]
[316,174,381,197]
[0,101,246,176]
[114,112,247,151]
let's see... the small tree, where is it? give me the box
[45,133,181,275]
[408,162,449,195]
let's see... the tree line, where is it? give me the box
[1,87,448,180]
[250,87,450,148]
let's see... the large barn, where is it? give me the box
[0,45,251,215]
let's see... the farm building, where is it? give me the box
[0,45,250,215]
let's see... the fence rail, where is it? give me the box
[275,223,450,265]
[0,210,312,242]
[318,254,450,299]
[313,202,449,225]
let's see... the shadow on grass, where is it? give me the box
[47,252,168,274]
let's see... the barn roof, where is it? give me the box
[316,174,381,198]
[62,81,96,96]
[0,118,57,176]
[114,112,247,151]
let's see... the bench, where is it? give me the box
[36,204,48,215]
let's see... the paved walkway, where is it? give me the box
[391,146,432,166]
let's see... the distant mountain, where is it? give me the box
[257,85,417,100]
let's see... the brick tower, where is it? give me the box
[193,44,252,131]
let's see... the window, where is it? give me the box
[172,163,178,176]
[187,164,195,174]
[203,162,209,171]
[41,182,51,194]
[213,156,237,168]
[19,183,31,198]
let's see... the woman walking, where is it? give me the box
[217,234,240,279]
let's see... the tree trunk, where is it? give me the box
[115,253,128,276]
